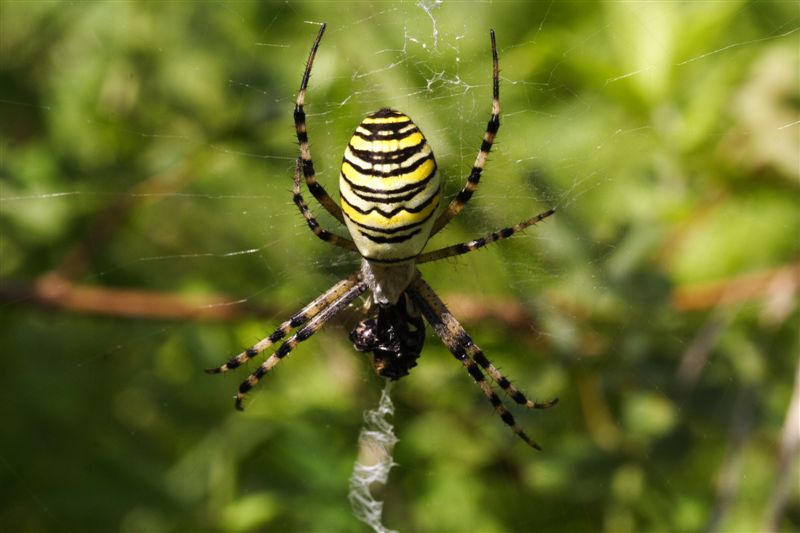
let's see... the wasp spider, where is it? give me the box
[208,24,558,449]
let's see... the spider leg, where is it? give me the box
[408,275,556,450]
[235,278,368,409]
[430,29,500,236]
[409,274,557,409]
[417,208,555,264]
[205,271,362,374]
[294,22,346,225]
[292,159,358,252]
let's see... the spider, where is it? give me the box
[207,23,558,450]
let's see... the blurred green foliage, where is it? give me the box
[1,2,798,532]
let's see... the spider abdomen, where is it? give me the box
[340,108,440,263]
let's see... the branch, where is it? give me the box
[0,275,542,332]
[671,262,800,312]
[0,274,282,321]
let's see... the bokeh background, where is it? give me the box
[1,2,798,532]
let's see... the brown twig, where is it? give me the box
[0,275,542,331]
[0,274,282,321]
[671,262,800,312]
[675,312,734,390]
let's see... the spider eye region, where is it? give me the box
[349,293,426,380]
[339,109,440,263]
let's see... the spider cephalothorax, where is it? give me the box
[350,293,426,380]
[208,23,558,450]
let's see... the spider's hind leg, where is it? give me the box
[294,23,345,225]
[292,159,357,252]
[430,29,500,236]
[408,274,557,449]
[417,208,555,264]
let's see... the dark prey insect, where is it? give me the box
[207,23,558,449]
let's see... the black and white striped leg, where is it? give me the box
[408,275,557,450]
[292,159,358,252]
[234,278,368,410]
[431,29,500,236]
[417,208,555,264]
[206,272,362,374]
[294,22,345,225]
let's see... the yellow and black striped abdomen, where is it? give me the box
[340,109,440,263]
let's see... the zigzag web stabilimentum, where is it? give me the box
[348,380,399,533]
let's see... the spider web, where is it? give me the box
[348,380,398,533]
[2,2,799,532]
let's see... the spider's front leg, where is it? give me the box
[206,272,362,374]
[232,277,367,409]
[206,272,367,409]
[407,274,557,450]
